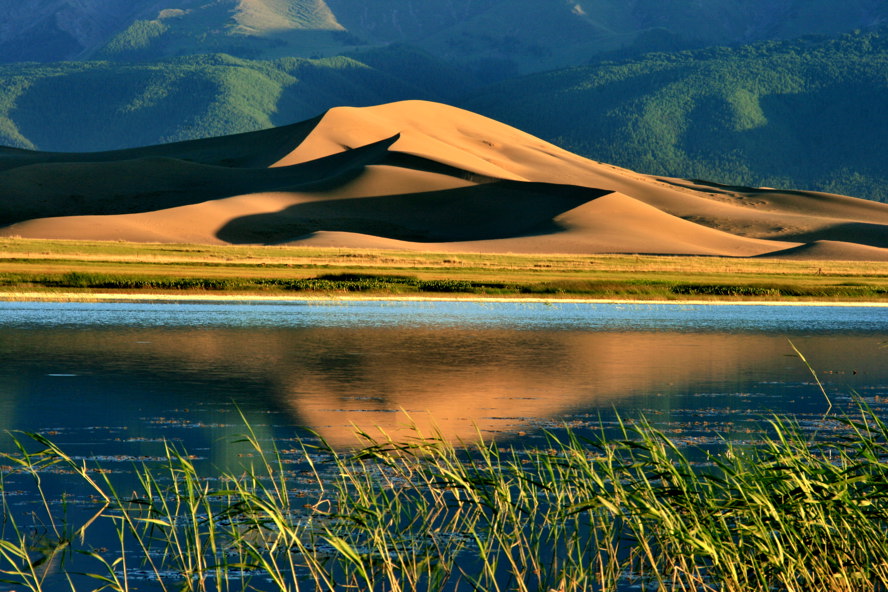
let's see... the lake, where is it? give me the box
[2,300,887,460]
[1,299,887,590]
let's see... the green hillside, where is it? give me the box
[93,3,353,63]
[0,51,473,152]
[465,29,888,202]
[0,26,884,202]
[7,0,886,74]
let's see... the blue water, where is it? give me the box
[1,299,886,332]
[2,300,887,591]
[1,300,886,450]
[0,298,885,456]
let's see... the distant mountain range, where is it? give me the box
[0,1,885,201]
[4,0,885,68]
[465,31,888,203]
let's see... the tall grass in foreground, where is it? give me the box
[2,405,888,592]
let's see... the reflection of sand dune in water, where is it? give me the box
[4,327,881,446]
[273,330,839,446]
[3,100,888,259]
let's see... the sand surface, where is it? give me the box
[2,100,887,260]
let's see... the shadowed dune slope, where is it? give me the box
[758,241,888,262]
[1,100,887,260]
[0,115,323,173]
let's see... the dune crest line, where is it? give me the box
[2,100,887,261]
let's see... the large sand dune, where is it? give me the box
[2,100,887,260]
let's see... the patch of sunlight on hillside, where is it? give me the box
[727,89,768,131]
[232,0,344,34]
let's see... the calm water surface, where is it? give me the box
[1,300,887,461]
[2,299,887,590]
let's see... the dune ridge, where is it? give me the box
[1,100,887,260]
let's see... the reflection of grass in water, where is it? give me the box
[2,403,888,591]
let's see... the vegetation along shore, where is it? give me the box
[1,238,887,303]
[3,399,888,591]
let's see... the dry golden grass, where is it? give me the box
[1,238,886,302]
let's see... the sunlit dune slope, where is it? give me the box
[1,100,887,260]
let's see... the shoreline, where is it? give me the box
[3,291,888,307]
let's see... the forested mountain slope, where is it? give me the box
[466,30,888,201]
[3,0,885,72]
[0,3,884,201]
[0,50,473,151]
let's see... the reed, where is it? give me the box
[2,402,888,591]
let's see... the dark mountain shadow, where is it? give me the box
[217,181,608,244]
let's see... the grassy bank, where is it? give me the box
[1,238,887,302]
[2,403,888,591]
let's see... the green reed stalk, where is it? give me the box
[3,399,888,591]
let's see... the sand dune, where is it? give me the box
[759,240,888,262]
[1,100,887,260]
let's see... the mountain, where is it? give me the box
[0,0,348,63]
[2,100,887,260]
[0,51,474,152]
[0,2,885,203]
[1,27,884,202]
[465,29,888,202]
[3,0,885,71]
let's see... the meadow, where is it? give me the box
[1,238,887,302]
